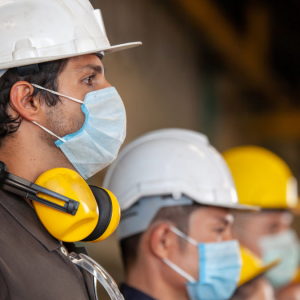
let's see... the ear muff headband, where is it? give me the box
[82,186,112,242]
[91,188,121,243]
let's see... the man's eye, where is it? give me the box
[215,227,225,233]
[83,75,95,85]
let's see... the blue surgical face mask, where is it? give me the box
[31,84,126,179]
[259,229,300,288]
[162,226,242,300]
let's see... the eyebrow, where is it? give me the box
[215,215,233,226]
[74,64,104,74]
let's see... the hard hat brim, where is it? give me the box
[238,259,280,286]
[0,42,142,70]
[193,200,261,211]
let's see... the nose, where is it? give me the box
[94,77,111,91]
[103,79,112,88]
[223,227,234,241]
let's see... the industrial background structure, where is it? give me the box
[85,1,300,297]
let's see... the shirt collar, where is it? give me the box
[0,189,61,252]
[120,284,156,300]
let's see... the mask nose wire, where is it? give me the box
[31,83,84,104]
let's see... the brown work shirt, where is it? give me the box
[0,189,96,300]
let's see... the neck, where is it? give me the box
[0,122,76,182]
[126,257,189,300]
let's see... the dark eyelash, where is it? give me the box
[83,74,96,83]
[88,74,96,80]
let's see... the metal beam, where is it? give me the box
[228,111,300,141]
[171,0,286,105]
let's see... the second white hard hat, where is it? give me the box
[104,129,258,211]
[0,0,141,73]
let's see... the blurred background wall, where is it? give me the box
[83,0,300,298]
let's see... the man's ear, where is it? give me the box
[149,223,179,259]
[9,81,40,122]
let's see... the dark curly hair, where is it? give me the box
[0,59,69,146]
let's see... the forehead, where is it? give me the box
[189,206,232,226]
[65,54,103,70]
[257,210,293,224]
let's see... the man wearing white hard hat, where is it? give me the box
[0,0,141,299]
[104,129,258,300]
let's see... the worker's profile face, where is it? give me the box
[43,54,111,141]
[173,206,234,283]
[188,206,234,243]
[235,211,293,256]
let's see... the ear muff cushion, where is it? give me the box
[81,186,112,242]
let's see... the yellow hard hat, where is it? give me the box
[223,146,298,209]
[239,246,280,286]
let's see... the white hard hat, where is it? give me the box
[104,128,259,211]
[0,0,141,74]
[104,129,259,240]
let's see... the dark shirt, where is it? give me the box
[0,190,96,300]
[120,284,156,300]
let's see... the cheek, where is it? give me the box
[199,229,223,243]
[242,235,262,257]
[247,290,263,300]
[277,222,291,233]
[65,98,85,118]
[48,101,85,137]
[177,244,199,280]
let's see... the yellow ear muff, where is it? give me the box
[33,168,120,243]
[34,168,99,242]
[82,186,121,243]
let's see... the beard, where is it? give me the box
[39,100,85,148]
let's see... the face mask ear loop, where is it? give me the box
[31,84,84,104]
[170,226,198,247]
[32,121,66,143]
[162,258,197,283]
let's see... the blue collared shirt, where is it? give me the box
[120,284,156,300]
